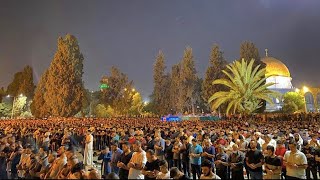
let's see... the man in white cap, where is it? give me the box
[254,132,265,150]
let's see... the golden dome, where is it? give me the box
[262,56,290,77]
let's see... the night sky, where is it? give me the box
[1,0,320,100]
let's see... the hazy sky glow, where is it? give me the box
[1,0,320,99]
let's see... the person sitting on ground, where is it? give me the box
[106,172,119,179]
[68,162,86,179]
[57,156,79,179]
[39,151,57,179]
[44,145,68,179]
[170,167,189,180]
[87,168,102,179]
[156,160,170,179]
[200,159,221,179]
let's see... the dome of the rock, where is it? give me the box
[262,56,290,77]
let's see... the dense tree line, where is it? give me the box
[0,34,268,117]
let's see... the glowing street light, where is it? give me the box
[132,88,135,92]
[301,86,309,113]
[7,94,24,119]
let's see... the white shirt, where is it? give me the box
[240,140,249,150]
[43,132,51,143]
[128,151,147,179]
[268,139,277,150]
[308,139,320,148]
[156,171,170,179]
[257,138,265,148]
[225,141,235,155]
[284,150,307,179]
[200,173,221,179]
[187,135,194,144]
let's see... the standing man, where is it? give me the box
[173,137,182,171]
[84,129,94,167]
[308,134,320,149]
[309,133,320,179]
[154,136,165,161]
[265,145,282,179]
[190,138,203,180]
[284,141,308,179]
[110,142,123,175]
[164,140,174,169]
[181,136,191,177]
[117,142,133,179]
[0,151,7,179]
[215,145,229,180]
[10,147,22,179]
[97,146,112,177]
[43,129,51,153]
[228,144,245,180]
[128,140,147,179]
[302,141,317,179]
[142,149,160,180]
[316,142,320,180]
[145,134,154,151]
[275,140,287,180]
[245,140,264,180]
[202,139,215,172]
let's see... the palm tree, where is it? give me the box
[208,59,279,115]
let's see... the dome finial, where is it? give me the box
[265,48,268,57]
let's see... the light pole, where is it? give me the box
[8,94,23,119]
[297,86,309,113]
[303,86,309,112]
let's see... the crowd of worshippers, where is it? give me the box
[0,113,319,179]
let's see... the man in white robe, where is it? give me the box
[84,130,94,167]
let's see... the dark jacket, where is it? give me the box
[11,153,21,174]
[0,156,7,179]
[180,143,191,162]
[228,151,245,171]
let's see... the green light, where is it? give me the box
[100,84,109,89]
